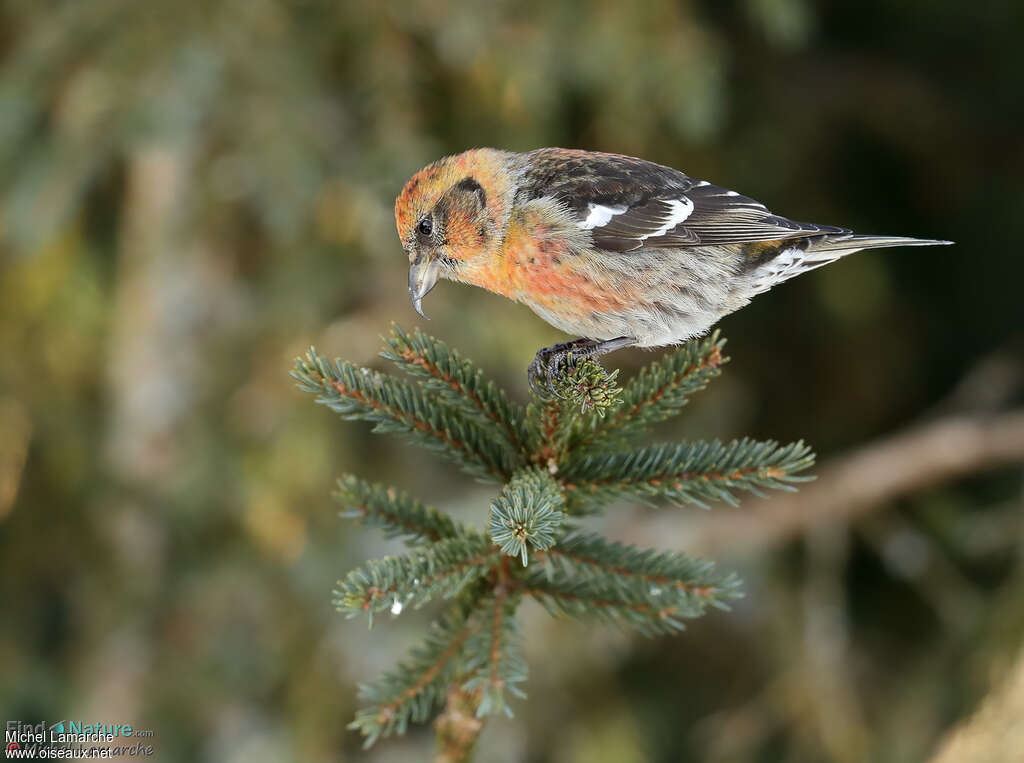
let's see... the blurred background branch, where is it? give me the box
[928,644,1024,763]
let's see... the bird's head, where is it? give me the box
[395,148,517,318]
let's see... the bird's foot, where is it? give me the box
[527,337,632,397]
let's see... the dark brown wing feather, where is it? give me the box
[519,148,847,253]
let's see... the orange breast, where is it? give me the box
[458,218,633,317]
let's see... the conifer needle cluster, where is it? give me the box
[292,325,814,757]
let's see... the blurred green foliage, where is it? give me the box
[0,1,1022,761]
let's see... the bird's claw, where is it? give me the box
[528,345,583,398]
[528,350,562,398]
[527,337,631,398]
[527,357,545,397]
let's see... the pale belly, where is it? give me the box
[453,222,747,347]
[514,247,748,346]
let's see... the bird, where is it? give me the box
[393,148,952,393]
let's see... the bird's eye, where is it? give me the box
[417,217,433,237]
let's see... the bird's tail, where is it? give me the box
[748,234,952,294]
[806,233,954,255]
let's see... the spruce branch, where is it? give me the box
[349,598,482,748]
[293,348,517,481]
[560,438,815,511]
[577,332,726,453]
[333,536,498,624]
[524,396,573,474]
[525,358,623,474]
[488,469,566,566]
[383,324,529,453]
[335,474,467,545]
[299,330,819,755]
[548,356,623,417]
[520,573,716,637]
[460,587,528,717]
[539,529,741,605]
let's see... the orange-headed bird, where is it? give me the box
[395,148,951,392]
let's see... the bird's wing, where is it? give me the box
[581,183,849,253]
[520,149,847,253]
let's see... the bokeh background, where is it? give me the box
[2,1,1023,761]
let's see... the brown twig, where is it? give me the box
[531,397,565,469]
[433,684,484,763]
